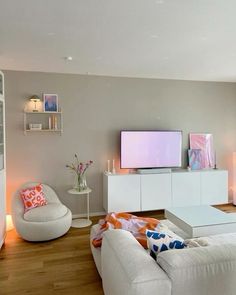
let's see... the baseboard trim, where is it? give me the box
[72,211,106,219]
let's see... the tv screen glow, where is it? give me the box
[120,131,182,169]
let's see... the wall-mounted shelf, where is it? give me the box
[25,129,62,132]
[24,111,62,114]
[23,111,63,135]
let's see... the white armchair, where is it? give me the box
[11,182,72,241]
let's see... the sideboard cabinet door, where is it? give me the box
[103,174,141,213]
[201,170,228,205]
[172,172,201,207]
[141,174,172,211]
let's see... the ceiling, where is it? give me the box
[1,0,236,81]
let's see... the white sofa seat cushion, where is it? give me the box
[24,203,68,222]
[157,244,236,295]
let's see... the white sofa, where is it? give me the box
[91,224,236,295]
[12,182,72,241]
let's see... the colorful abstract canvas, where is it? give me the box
[189,133,214,169]
[188,149,202,170]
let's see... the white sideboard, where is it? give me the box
[103,170,228,213]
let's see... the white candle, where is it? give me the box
[107,160,110,173]
[112,159,116,174]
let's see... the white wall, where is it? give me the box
[4,70,236,214]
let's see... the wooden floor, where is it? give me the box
[0,204,236,295]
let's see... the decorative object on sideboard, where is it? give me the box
[214,150,217,169]
[106,159,116,174]
[189,133,215,169]
[112,159,116,174]
[106,160,111,174]
[66,154,93,192]
[29,95,41,112]
[43,94,58,112]
[188,149,201,170]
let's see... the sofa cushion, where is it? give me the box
[24,203,68,222]
[146,229,186,256]
[157,244,236,295]
[20,183,47,212]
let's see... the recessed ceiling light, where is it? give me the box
[150,34,159,39]
[65,56,73,61]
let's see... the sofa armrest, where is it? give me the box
[101,229,171,295]
[157,244,236,295]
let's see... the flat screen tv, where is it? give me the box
[120,130,182,169]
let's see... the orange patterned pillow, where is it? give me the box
[20,184,47,212]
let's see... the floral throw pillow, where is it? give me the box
[146,229,187,258]
[20,184,47,212]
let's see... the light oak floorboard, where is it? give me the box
[0,205,236,295]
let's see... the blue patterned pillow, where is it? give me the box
[146,229,187,257]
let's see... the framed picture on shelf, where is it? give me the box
[43,94,58,112]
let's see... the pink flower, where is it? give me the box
[66,154,94,176]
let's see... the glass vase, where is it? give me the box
[76,174,87,192]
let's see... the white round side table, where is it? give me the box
[67,188,92,228]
